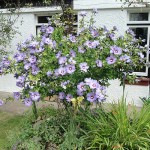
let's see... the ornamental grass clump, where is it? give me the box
[0,10,146,109]
[80,99,150,149]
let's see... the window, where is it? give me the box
[36,13,78,35]
[127,12,150,76]
[129,13,148,21]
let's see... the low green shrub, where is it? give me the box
[81,100,150,149]
[6,100,150,150]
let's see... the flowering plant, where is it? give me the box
[0,11,146,107]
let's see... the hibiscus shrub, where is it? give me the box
[1,11,146,107]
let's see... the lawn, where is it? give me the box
[0,111,23,150]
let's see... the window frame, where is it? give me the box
[35,13,78,35]
[127,11,150,77]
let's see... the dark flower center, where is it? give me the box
[91,96,94,99]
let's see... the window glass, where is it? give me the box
[130,27,148,72]
[38,16,52,23]
[129,13,148,21]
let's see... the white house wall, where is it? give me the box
[0,4,149,106]
[74,0,150,10]
[74,0,124,9]
[0,13,36,93]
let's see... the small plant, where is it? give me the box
[140,97,150,105]
[80,99,150,149]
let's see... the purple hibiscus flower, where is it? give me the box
[24,63,31,70]
[126,28,135,36]
[2,59,11,68]
[91,29,99,37]
[85,78,94,86]
[66,94,73,102]
[95,88,106,102]
[17,76,25,83]
[40,41,44,47]
[77,82,86,92]
[79,62,89,72]
[77,90,84,96]
[103,25,109,33]
[59,92,66,100]
[106,55,117,65]
[42,37,51,45]
[96,60,103,67]
[123,49,129,52]
[87,92,97,102]
[46,26,54,34]
[47,71,53,77]
[78,47,86,53]
[14,53,26,62]
[29,55,37,64]
[110,46,122,55]
[138,52,145,59]
[24,98,33,106]
[32,66,40,75]
[13,92,21,100]
[16,76,25,88]
[40,25,46,33]
[78,28,85,34]
[60,80,70,89]
[69,35,76,43]
[109,33,115,41]
[68,58,76,65]
[36,47,44,53]
[66,64,75,74]
[85,40,99,49]
[30,92,40,101]
[92,40,100,48]
[52,40,56,48]
[58,56,67,65]
[29,41,38,48]
[70,50,76,57]
[54,69,59,77]
[56,51,62,58]
[85,41,93,49]
[58,67,67,76]
[120,55,131,63]
[0,99,4,106]
[89,79,99,89]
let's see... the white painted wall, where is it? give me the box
[74,0,150,10]
[0,12,36,92]
[0,4,149,106]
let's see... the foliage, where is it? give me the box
[0,10,145,111]
[140,97,150,106]
[0,11,19,58]
[6,99,150,150]
[6,106,58,150]
[80,99,150,149]
[6,106,85,150]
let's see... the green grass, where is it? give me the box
[0,111,23,150]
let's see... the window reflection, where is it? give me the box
[130,13,148,21]
[131,27,147,72]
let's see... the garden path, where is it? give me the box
[0,91,59,115]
